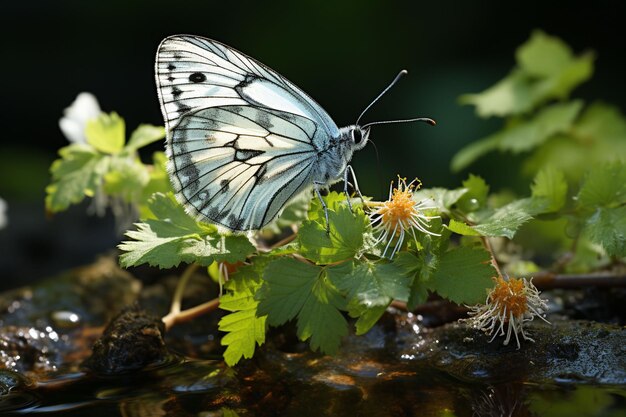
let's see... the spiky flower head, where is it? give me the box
[370,177,439,258]
[463,276,549,349]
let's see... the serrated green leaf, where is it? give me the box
[125,124,166,151]
[219,263,267,366]
[257,258,321,325]
[457,174,489,212]
[393,251,432,309]
[577,162,626,208]
[583,207,626,258]
[45,145,109,212]
[299,204,369,264]
[257,258,347,354]
[297,273,348,354]
[429,247,495,305]
[472,197,548,238]
[447,219,480,236]
[85,112,125,154]
[531,167,567,212]
[330,261,411,307]
[118,192,255,268]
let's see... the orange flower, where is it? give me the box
[463,276,549,349]
[370,177,439,258]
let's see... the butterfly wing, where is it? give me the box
[155,35,339,230]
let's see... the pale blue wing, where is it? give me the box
[155,35,340,147]
[168,105,318,230]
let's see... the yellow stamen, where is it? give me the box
[490,277,528,318]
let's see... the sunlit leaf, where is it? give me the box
[219,262,267,366]
[125,124,166,151]
[85,112,125,154]
[118,192,255,268]
[531,167,568,212]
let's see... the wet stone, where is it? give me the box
[83,306,170,374]
[402,319,626,385]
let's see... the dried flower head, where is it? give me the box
[369,177,439,258]
[463,276,549,349]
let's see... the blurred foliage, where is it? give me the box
[452,30,626,272]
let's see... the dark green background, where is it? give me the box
[0,0,624,287]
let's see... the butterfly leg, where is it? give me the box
[343,165,366,212]
[314,182,331,234]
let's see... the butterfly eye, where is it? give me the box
[351,128,363,144]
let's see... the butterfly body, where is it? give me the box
[156,35,369,231]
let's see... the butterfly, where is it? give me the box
[155,35,434,232]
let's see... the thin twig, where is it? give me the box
[168,263,200,316]
[162,298,220,331]
[480,235,503,278]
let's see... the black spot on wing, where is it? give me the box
[172,87,182,98]
[235,149,264,161]
[189,72,207,83]
[167,64,176,71]
[220,179,230,192]
[227,215,244,230]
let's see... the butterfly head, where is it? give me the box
[349,125,370,151]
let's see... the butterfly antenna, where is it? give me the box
[356,70,408,126]
[361,117,436,129]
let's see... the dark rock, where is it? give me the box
[83,305,171,374]
[403,319,626,384]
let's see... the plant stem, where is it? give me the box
[168,262,200,316]
[480,235,503,278]
[162,297,220,331]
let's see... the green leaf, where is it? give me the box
[347,302,387,335]
[518,30,594,103]
[412,187,468,213]
[125,124,166,152]
[393,251,432,309]
[459,31,593,119]
[85,112,125,154]
[459,70,533,118]
[330,261,411,307]
[447,219,480,236]
[118,192,255,268]
[299,203,369,264]
[577,162,626,208]
[471,197,548,238]
[45,144,109,212]
[257,258,347,354]
[452,101,583,171]
[451,134,501,172]
[457,174,490,212]
[219,263,267,366]
[103,156,150,201]
[531,167,568,212]
[429,246,495,305]
[516,30,577,77]
[139,152,173,218]
[583,207,626,258]
[498,101,584,153]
